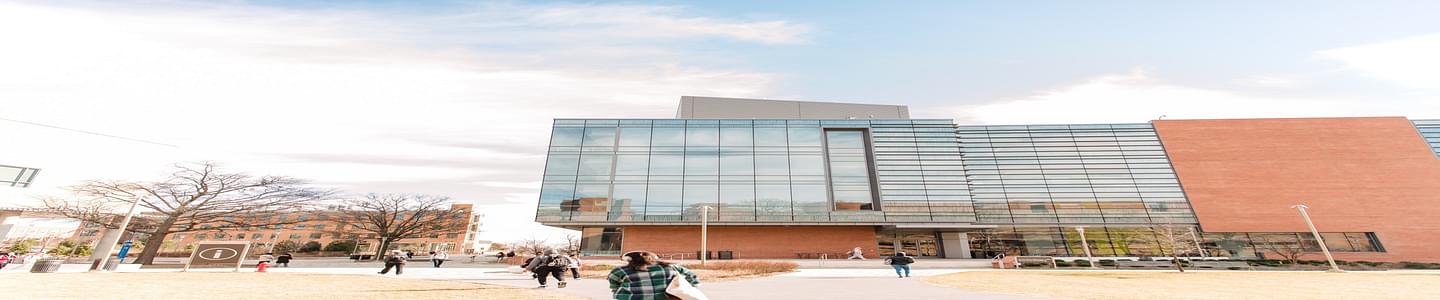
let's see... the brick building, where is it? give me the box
[536,96,1440,262]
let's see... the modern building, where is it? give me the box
[1,164,41,187]
[537,97,1440,262]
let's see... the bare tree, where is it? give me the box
[43,162,332,264]
[1252,234,1308,265]
[510,235,554,256]
[1148,223,1198,272]
[563,232,581,254]
[330,193,469,257]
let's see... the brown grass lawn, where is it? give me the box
[6,273,581,300]
[926,271,1440,300]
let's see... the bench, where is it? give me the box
[1192,261,1255,270]
[1115,261,1175,268]
[1015,256,1057,269]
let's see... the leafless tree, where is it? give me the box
[1148,223,1198,272]
[1253,234,1308,265]
[330,193,469,257]
[42,162,332,264]
[563,232,581,254]
[511,235,554,256]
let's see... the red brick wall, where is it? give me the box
[1154,117,1440,262]
[621,226,879,259]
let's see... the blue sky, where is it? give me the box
[2,0,1439,241]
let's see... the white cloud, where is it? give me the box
[0,1,804,242]
[1237,75,1305,89]
[1317,33,1440,90]
[947,69,1440,125]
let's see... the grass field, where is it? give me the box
[6,273,581,300]
[927,271,1440,300]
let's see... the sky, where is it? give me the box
[2,0,1439,243]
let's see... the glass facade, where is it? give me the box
[968,227,1384,258]
[538,119,962,223]
[0,164,40,187]
[1415,120,1440,157]
[957,124,1196,225]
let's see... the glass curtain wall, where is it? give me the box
[538,119,956,223]
[956,124,1197,225]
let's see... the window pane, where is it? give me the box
[619,127,652,146]
[652,128,686,146]
[544,155,579,176]
[792,184,829,214]
[550,127,584,147]
[611,185,646,220]
[789,155,825,176]
[755,184,792,214]
[646,185,683,217]
[720,154,754,175]
[686,127,719,147]
[721,127,754,147]
[649,155,684,175]
[685,154,718,175]
[684,184,718,208]
[615,155,649,175]
[788,128,822,146]
[754,128,788,146]
[755,155,790,175]
[578,154,613,175]
[583,127,616,146]
[538,182,575,204]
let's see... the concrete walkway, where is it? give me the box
[464,269,1048,300]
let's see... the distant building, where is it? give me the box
[74,203,487,255]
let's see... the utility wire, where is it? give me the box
[0,116,179,148]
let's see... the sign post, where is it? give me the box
[184,241,252,272]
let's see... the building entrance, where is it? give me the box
[877,230,940,257]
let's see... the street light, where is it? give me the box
[93,196,142,272]
[700,205,711,266]
[1075,227,1098,269]
[1292,204,1342,272]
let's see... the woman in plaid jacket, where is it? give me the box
[607,251,700,300]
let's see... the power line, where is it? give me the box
[0,116,179,148]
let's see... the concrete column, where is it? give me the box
[939,232,972,258]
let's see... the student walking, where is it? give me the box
[525,249,572,288]
[847,246,865,260]
[378,250,407,275]
[276,253,293,267]
[431,250,449,268]
[405,250,414,259]
[566,252,582,279]
[885,252,915,278]
[608,251,703,300]
[259,252,275,267]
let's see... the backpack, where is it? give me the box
[546,255,571,268]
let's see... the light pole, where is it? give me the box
[93,196,142,272]
[1075,227,1097,269]
[1292,204,1342,272]
[700,206,711,266]
[1187,227,1207,258]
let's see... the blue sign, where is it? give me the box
[117,240,134,263]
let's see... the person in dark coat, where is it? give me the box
[276,253,293,267]
[378,250,407,275]
[885,252,916,278]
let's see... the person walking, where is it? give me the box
[506,250,515,258]
[378,250,407,275]
[847,246,865,260]
[525,249,572,288]
[885,251,915,278]
[608,251,702,300]
[566,252,582,279]
[432,250,449,268]
[259,252,275,267]
[405,250,414,259]
[495,251,506,262]
[276,253,293,267]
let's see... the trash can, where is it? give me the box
[695,251,713,260]
[718,251,734,260]
[31,259,64,273]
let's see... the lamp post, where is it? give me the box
[1075,227,1097,269]
[1187,227,1207,258]
[1292,204,1342,272]
[93,196,142,272]
[700,206,711,266]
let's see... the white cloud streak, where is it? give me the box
[1317,33,1440,91]
[0,1,806,242]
